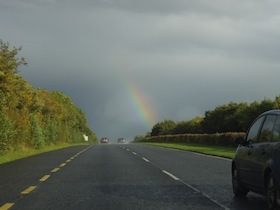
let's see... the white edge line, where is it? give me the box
[132,152,137,155]
[178,179,230,210]
[125,145,229,209]
[192,152,231,161]
[162,170,180,181]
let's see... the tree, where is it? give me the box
[203,102,243,133]
[173,117,204,134]
[0,91,15,152]
[0,39,27,74]
[145,95,280,139]
[151,120,176,136]
[0,39,97,153]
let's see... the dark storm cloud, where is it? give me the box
[1,0,280,141]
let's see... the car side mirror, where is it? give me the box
[235,137,246,146]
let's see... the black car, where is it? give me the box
[232,110,280,209]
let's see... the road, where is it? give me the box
[0,144,269,210]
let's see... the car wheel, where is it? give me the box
[266,173,278,210]
[232,165,248,197]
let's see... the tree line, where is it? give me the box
[0,39,97,154]
[140,97,280,138]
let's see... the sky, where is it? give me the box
[1,0,280,142]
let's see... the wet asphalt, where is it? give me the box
[0,144,269,209]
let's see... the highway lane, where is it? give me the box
[121,144,268,210]
[0,144,269,209]
[0,145,91,208]
[1,144,222,210]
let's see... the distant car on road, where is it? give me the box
[232,109,280,209]
[100,137,109,144]
[117,138,126,144]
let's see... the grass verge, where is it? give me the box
[139,142,236,159]
[0,143,92,164]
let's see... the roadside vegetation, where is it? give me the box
[136,132,245,147]
[0,39,97,158]
[134,90,280,153]
[142,97,280,138]
[134,88,280,154]
[0,143,92,164]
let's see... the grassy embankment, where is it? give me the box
[0,143,92,164]
[139,142,236,159]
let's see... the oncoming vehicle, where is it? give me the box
[232,110,280,209]
[117,138,126,144]
[100,137,109,144]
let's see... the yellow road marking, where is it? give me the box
[21,186,37,195]
[39,175,50,182]
[0,203,14,210]
[66,159,71,163]
[60,163,66,167]
[51,168,60,173]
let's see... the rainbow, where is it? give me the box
[125,81,157,129]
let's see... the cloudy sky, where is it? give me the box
[1,0,280,142]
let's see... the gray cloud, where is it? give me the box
[1,0,280,142]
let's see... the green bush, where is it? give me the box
[136,132,245,147]
[0,108,15,152]
[30,114,45,149]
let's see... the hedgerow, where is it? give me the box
[136,132,245,147]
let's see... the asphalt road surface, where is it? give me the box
[0,144,269,210]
